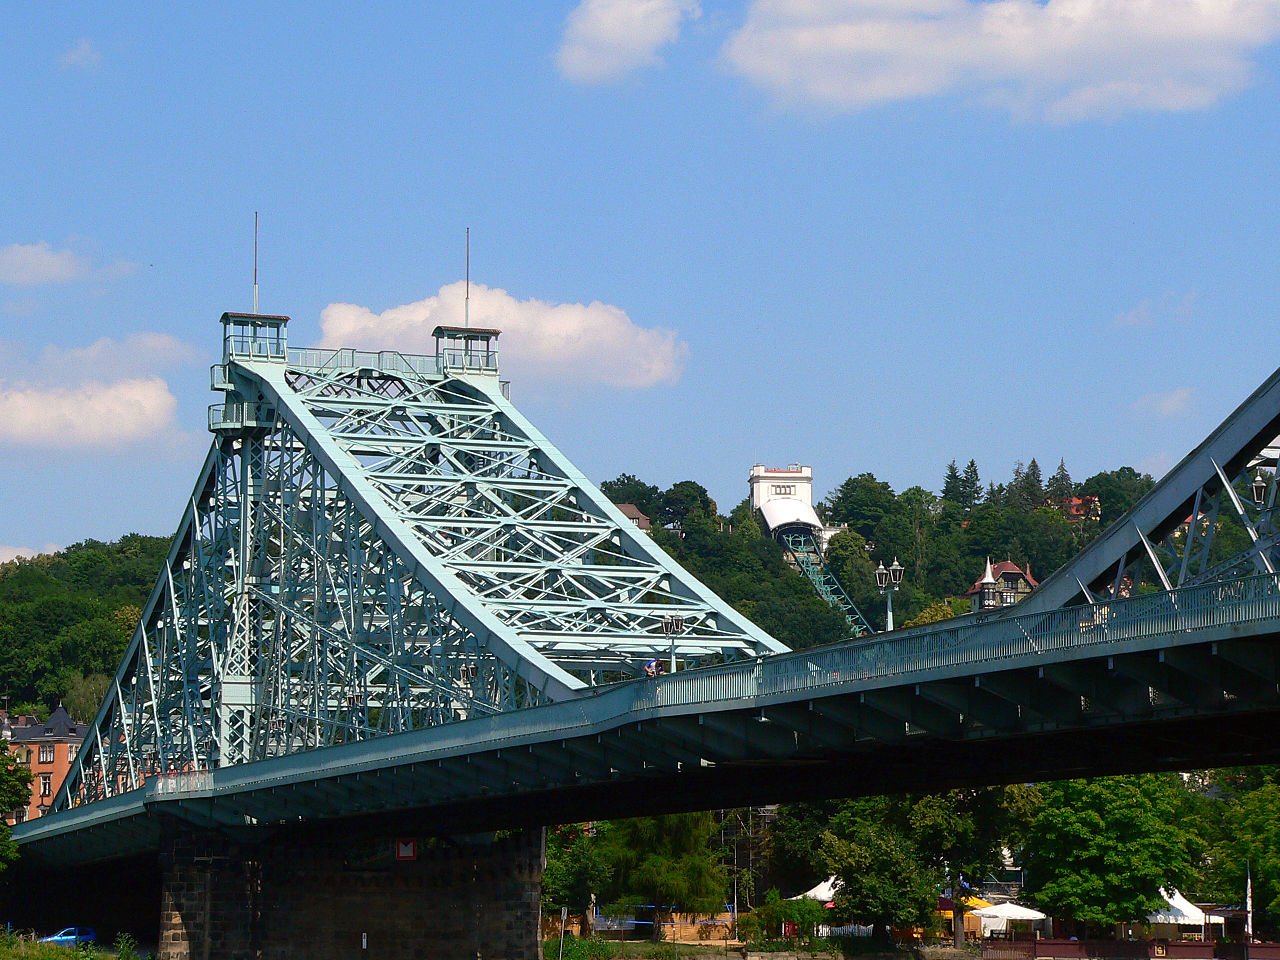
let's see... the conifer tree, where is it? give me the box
[1045,459,1074,504]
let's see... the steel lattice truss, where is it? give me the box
[989,370,1280,618]
[56,318,785,809]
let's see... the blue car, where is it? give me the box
[38,927,96,946]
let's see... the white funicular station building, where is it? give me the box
[748,464,842,551]
[748,464,872,636]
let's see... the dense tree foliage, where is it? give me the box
[1022,775,1196,933]
[0,536,166,714]
[821,799,938,943]
[597,812,728,933]
[0,752,32,877]
[544,822,614,920]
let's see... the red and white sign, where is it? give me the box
[395,838,418,861]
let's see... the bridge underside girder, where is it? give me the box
[21,614,1280,869]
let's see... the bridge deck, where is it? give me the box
[18,571,1280,867]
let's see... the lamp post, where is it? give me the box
[874,558,905,631]
[1253,469,1269,506]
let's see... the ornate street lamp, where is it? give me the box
[876,558,905,631]
[1253,469,1269,506]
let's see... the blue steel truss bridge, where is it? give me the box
[15,312,1280,871]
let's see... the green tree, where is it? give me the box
[661,480,716,528]
[959,460,982,511]
[1046,459,1075,504]
[1202,782,1280,937]
[63,673,112,725]
[819,799,938,944]
[600,473,663,521]
[826,474,896,539]
[544,823,614,924]
[902,598,962,628]
[1023,775,1195,934]
[942,461,964,504]
[909,788,1010,946]
[1008,460,1045,513]
[1080,467,1156,527]
[0,750,32,876]
[768,801,843,895]
[599,812,727,936]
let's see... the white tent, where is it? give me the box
[1147,889,1223,928]
[973,903,1047,921]
[791,877,840,903]
[972,901,1046,937]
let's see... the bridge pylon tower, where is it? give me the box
[56,311,788,808]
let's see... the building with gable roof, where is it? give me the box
[966,559,1039,612]
[2,705,85,824]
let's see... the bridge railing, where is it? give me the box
[629,573,1280,710]
[287,346,441,376]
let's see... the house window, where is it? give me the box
[771,484,795,496]
[68,744,77,761]
[39,774,51,797]
[12,808,25,824]
[38,744,54,764]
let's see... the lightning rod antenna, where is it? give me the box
[253,211,260,315]
[464,226,470,329]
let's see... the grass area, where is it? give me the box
[543,935,905,958]
[544,937,740,959]
[0,930,146,959]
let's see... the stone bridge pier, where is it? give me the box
[158,824,545,960]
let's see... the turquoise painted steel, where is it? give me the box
[779,528,872,636]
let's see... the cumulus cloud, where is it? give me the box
[722,0,1280,121]
[558,0,700,82]
[320,281,687,389]
[1135,387,1193,418]
[0,333,197,450]
[58,39,101,70]
[0,242,91,285]
[0,378,178,448]
[0,241,135,286]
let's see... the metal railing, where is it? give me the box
[225,336,286,360]
[438,346,498,373]
[22,573,1280,838]
[627,573,1280,712]
[208,402,276,432]
[287,347,441,376]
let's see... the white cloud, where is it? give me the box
[1114,290,1198,328]
[320,281,687,389]
[0,543,61,563]
[0,333,196,450]
[558,0,700,83]
[0,241,135,286]
[0,378,179,448]
[58,39,101,70]
[0,242,91,285]
[1135,387,1193,418]
[723,0,1280,121]
[35,333,198,382]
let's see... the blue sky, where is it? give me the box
[4,1,1280,558]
